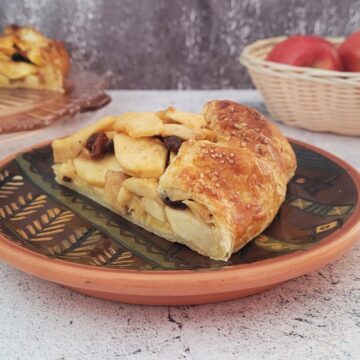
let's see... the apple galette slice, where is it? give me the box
[0,25,69,91]
[52,101,296,261]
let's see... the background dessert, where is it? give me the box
[0,25,69,91]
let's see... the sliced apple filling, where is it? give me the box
[113,134,167,178]
[52,107,224,259]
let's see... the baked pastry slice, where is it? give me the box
[52,101,296,261]
[0,25,69,91]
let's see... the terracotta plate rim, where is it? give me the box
[0,138,359,291]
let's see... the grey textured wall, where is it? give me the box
[0,0,359,89]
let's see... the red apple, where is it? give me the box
[266,35,344,71]
[338,30,360,72]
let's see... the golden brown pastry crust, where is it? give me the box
[0,25,69,90]
[158,100,297,254]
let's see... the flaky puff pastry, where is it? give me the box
[0,25,69,91]
[52,100,296,261]
[158,101,296,259]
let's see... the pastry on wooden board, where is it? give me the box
[52,100,296,261]
[0,24,69,91]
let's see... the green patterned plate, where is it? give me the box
[0,139,359,305]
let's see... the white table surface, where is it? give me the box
[0,90,359,360]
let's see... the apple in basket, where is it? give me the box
[339,30,360,72]
[266,35,344,71]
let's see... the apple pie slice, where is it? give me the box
[52,101,296,261]
[0,25,69,91]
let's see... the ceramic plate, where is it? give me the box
[0,140,359,305]
[0,70,110,133]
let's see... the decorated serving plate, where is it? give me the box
[0,139,359,305]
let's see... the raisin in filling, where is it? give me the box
[163,136,183,153]
[162,197,188,210]
[85,132,113,159]
[11,53,32,64]
[62,175,72,182]
[155,135,183,154]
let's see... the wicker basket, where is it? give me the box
[240,36,360,136]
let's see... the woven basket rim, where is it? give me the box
[240,36,360,79]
